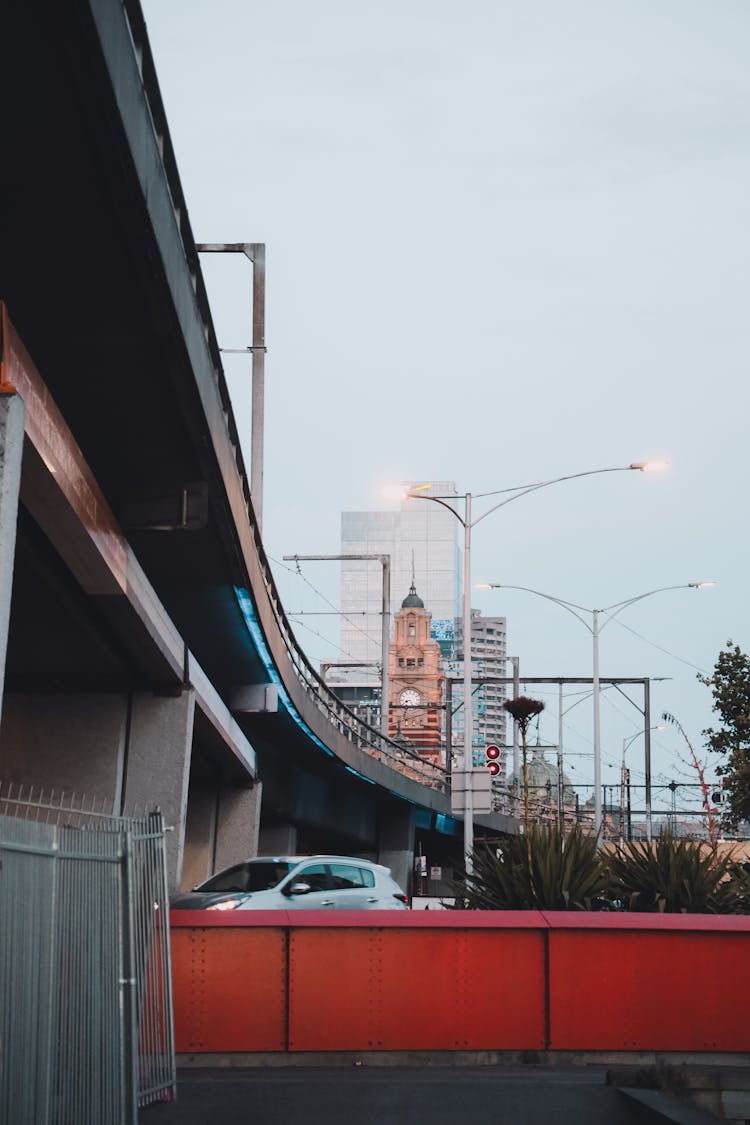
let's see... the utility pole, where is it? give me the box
[283,554,391,738]
[195,243,267,530]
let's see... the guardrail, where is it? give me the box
[171,910,750,1056]
[245,517,449,793]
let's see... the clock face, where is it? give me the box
[399,689,421,707]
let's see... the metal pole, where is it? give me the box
[445,678,453,778]
[592,609,602,833]
[619,737,627,851]
[463,494,474,871]
[194,243,267,532]
[249,244,266,532]
[512,655,520,816]
[380,554,390,739]
[281,552,391,737]
[557,681,564,829]
[644,679,653,841]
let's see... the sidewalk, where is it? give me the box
[139,1065,707,1125]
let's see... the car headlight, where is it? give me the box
[206,898,241,911]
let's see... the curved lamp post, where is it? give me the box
[479,581,715,836]
[387,460,667,868]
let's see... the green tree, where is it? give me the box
[701,642,750,828]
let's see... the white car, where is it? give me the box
[170,855,409,911]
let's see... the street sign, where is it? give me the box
[450,768,492,815]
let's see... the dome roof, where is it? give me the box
[510,747,576,802]
[401,582,424,609]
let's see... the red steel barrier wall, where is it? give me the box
[171,911,750,1054]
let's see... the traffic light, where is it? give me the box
[485,744,501,776]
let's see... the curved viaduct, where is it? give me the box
[0,0,513,892]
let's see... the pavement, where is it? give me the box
[138,1065,718,1125]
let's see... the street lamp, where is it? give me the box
[620,726,666,848]
[195,244,266,530]
[388,461,666,867]
[479,581,715,836]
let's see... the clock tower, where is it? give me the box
[387,582,444,759]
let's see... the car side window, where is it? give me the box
[293,863,330,891]
[329,864,375,890]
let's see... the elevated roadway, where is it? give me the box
[0,0,514,891]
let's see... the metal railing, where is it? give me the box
[488,778,740,841]
[0,785,175,1125]
[247,531,449,792]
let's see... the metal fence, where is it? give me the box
[0,785,176,1124]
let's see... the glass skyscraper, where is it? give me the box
[338,482,461,684]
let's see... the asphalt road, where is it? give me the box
[139,1066,679,1125]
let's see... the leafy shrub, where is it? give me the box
[609,833,740,914]
[719,860,750,913]
[452,825,610,911]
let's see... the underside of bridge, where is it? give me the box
[0,0,513,896]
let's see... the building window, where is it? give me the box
[406,659,415,668]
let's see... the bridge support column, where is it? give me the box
[0,394,24,727]
[181,779,262,890]
[213,782,262,870]
[122,689,195,890]
[378,804,416,897]
[258,822,298,855]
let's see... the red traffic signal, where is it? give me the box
[485,745,501,776]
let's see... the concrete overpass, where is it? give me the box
[0,0,514,893]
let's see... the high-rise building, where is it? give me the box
[447,610,508,770]
[387,582,444,759]
[337,489,508,765]
[338,483,461,685]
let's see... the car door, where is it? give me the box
[282,862,335,909]
[328,862,378,909]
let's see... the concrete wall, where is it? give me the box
[0,687,197,888]
[182,778,262,890]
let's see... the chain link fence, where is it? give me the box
[0,784,175,1124]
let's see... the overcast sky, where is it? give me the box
[143,0,749,811]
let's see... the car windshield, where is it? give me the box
[198,861,295,893]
